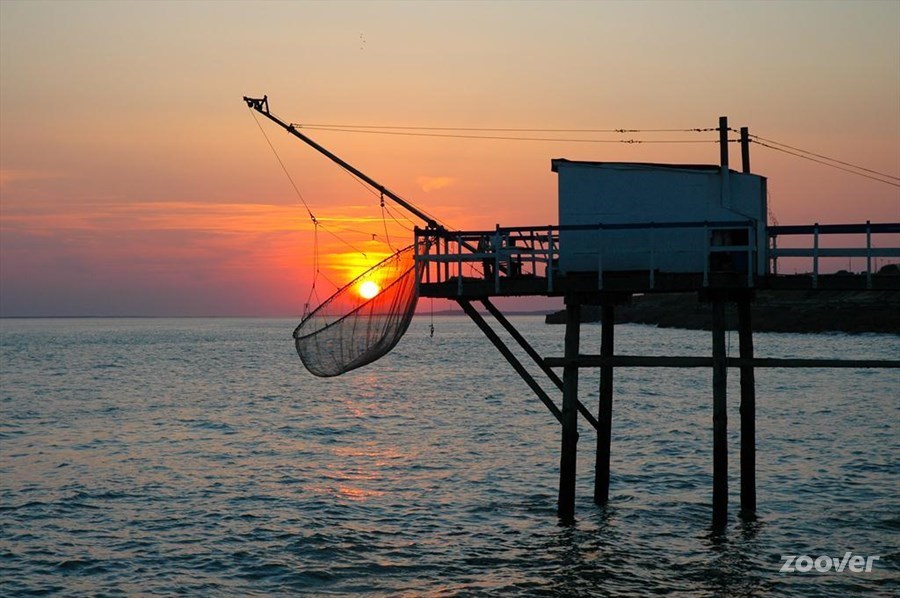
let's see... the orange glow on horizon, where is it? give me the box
[1,1,897,316]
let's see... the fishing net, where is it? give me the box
[293,243,422,377]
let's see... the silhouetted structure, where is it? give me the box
[414,118,899,526]
[245,96,899,528]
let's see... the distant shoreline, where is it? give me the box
[546,290,900,334]
[4,295,897,334]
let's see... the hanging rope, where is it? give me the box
[250,109,317,224]
[430,298,435,338]
[380,192,396,253]
[250,108,371,258]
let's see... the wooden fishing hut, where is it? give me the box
[414,118,900,526]
[242,97,899,528]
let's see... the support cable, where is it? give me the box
[750,134,900,181]
[380,193,396,253]
[292,123,718,134]
[751,138,900,188]
[293,125,719,145]
[250,108,370,257]
[250,109,317,224]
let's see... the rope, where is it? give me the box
[250,109,318,224]
[382,203,416,232]
[380,193,395,252]
[250,108,371,257]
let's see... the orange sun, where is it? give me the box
[359,280,380,299]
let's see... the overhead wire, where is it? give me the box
[749,134,899,182]
[289,121,725,234]
[289,121,898,190]
[292,123,718,134]
[752,140,900,188]
[293,124,719,145]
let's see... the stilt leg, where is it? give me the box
[558,301,580,521]
[594,303,615,505]
[712,299,728,529]
[738,298,756,517]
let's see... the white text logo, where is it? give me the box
[780,552,880,573]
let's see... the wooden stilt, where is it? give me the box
[558,300,580,521]
[712,299,728,529]
[738,298,756,517]
[594,303,615,505]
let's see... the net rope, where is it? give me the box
[293,242,423,377]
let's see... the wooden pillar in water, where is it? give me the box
[594,303,615,505]
[738,297,756,516]
[558,300,581,521]
[711,299,728,528]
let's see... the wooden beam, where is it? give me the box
[457,300,563,424]
[547,356,714,368]
[545,356,900,369]
[480,299,601,432]
[730,358,900,368]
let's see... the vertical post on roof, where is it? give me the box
[740,126,751,173]
[719,116,731,209]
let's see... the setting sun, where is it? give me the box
[358,280,380,300]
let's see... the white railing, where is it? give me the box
[768,222,900,288]
[415,220,759,294]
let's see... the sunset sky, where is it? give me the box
[1,0,898,317]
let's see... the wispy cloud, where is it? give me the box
[0,169,64,190]
[416,176,454,192]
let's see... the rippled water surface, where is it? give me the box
[1,317,898,596]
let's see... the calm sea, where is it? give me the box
[1,317,897,596]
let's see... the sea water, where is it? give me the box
[1,317,897,596]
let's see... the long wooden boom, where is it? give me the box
[243,95,439,229]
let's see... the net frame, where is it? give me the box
[293,243,422,377]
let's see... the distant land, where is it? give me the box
[430,309,553,317]
[546,289,900,334]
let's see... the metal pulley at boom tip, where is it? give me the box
[243,95,440,230]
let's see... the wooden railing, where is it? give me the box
[768,222,900,287]
[415,220,759,294]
